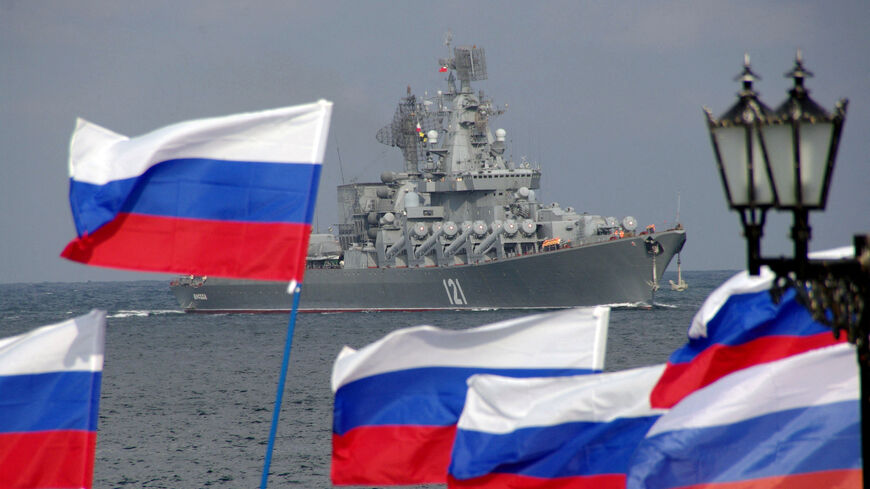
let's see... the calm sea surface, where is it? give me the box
[0,270,735,488]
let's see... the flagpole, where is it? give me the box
[260,280,302,489]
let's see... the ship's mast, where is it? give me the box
[436,45,492,175]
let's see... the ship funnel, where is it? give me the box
[404,190,421,208]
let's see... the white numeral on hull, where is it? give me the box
[442,278,468,305]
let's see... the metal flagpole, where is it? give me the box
[259,100,329,488]
[260,280,302,489]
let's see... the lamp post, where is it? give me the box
[704,54,776,275]
[705,52,869,483]
[761,51,848,278]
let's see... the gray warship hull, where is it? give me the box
[171,229,685,312]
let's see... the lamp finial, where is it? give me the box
[785,49,813,91]
[735,53,761,93]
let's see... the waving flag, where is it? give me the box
[0,310,106,489]
[331,307,609,485]
[629,343,860,489]
[649,267,842,408]
[449,365,666,489]
[61,101,333,281]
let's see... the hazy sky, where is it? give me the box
[1,1,868,283]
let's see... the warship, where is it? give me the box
[170,43,686,312]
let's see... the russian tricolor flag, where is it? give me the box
[448,365,666,489]
[61,101,333,281]
[0,310,106,489]
[628,343,860,489]
[331,307,609,485]
[649,267,843,408]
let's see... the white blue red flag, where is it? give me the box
[649,267,842,408]
[628,343,860,489]
[0,310,106,489]
[61,101,333,281]
[448,365,666,489]
[330,307,609,485]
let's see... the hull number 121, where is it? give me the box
[442,278,468,305]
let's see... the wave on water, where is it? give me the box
[605,302,652,310]
[108,309,185,318]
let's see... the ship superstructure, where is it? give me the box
[338,46,646,270]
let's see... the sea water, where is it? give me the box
[0,270,735,488]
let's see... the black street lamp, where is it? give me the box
[705,51,869,483]
[761,51,848,278]
[704,54,776,276]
